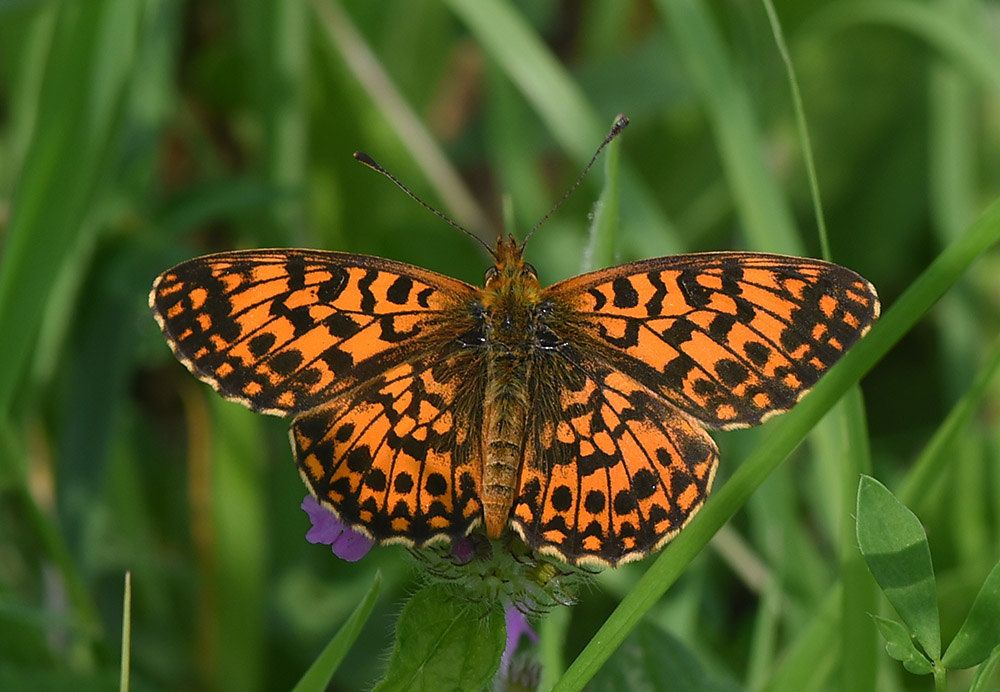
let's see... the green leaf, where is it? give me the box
[654,0,801,255]
[292,573,381,692]
[968,642,1000,692]
[372,584,505,692]
[942,561,1000,669]
[871,615,934,675]
[856,476,941,660]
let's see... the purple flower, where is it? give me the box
[301,495,373,562]
[500,604,538,680]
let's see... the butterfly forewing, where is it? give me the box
[150,249,478,416]
[543,252,880,430]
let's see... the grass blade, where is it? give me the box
[811,1,1000,93]
[292,573,382,692]
[443,0,681,255]
[654,0,801,254]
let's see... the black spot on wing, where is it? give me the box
[612,277,639,308]
[386,275,413,305]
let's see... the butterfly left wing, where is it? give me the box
[542,252,879,430]
[512,347,718,567]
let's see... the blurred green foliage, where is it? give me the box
[1,0,999,690]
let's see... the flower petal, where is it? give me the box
[301,495,373,561]
[501,604,538,677]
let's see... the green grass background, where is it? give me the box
[1,0,999,690]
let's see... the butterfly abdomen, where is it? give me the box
[482,352,533,538]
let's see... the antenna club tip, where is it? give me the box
[612,114,630,135]
[354,151,377,166]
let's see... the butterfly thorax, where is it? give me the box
[478,236,547,538]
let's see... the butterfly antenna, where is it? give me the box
[353,152,494,257]
[521,114,630,249]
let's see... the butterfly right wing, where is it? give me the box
[150,248,479,416]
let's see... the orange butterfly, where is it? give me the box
[150,121,879,567]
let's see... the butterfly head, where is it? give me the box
[484,234,539,293]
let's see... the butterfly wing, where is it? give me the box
[512,345,718,567]
[151,249,487,545]
[150,249,479,415]
[542,252,880,429]
[292,347,486,546]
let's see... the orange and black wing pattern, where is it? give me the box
[150,249,478,415]
[151,246,880,565]
[150,249,486,546]
[291,348,486,546]
[544,252,880,430]
[513,251,880,566]
[513,346,717,567]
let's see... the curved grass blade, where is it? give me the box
[942,560,1000,669]
[292,573,382,692]
[653,0,801,255]
[443,0,682,256]
[310,0,492,239]
[899,331,1000,511]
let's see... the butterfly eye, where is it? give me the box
[484,266,499,283]
[522,262,537,279]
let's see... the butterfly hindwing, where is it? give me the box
[544,252,880,430]
[512,347,718,566]
[150,249,478,416]
[291,346,487,546]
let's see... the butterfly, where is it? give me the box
[150,236,879,567]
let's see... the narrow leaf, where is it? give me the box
[856,476,941,660]
[968,643,1000,692]
[942,560,1000,669]
[292,573,382,692]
